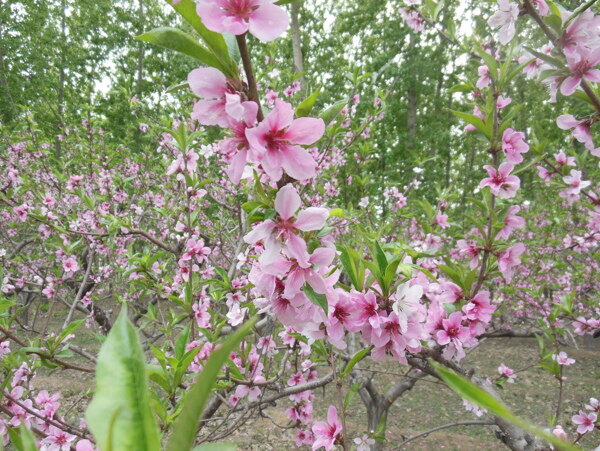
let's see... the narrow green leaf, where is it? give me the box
[296,89,321,117]
[303,284,329,315]
[56,319,85,346]
[450,110,491,140]
[329,208,344,218]
[473,46,498,79]
[137,27,227,73]
[341,346,373,378]
[166,318,257,451]
[449,83,474,93]
[319,100,347,124]
[165,81,189,93]
[8,426,37,451]
[343,381,362,410]
[432,362,581,451]
[339,248,359,290]
[523,46,562,67]
[86,308,161,451]
[175,325,191,360]
[372,241,388,274]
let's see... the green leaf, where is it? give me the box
[382,257,403,295]
[295,89,321,117]
[450,110,491,140]
[523,47,562,67]
[341,346,373,378]
[175,325,191,360]
[319,100,347,124]
[473,46,498,79]
[56,319,85,346]
[137,27,228,74]
[343,381,362,410]
[303,284,328,315]
[163,0,237,78]
[165,81,189,93]
[8,426,37,451]
[372,241,388,274]
[222,33,241,64]
[449,83,474,93]
[339,247,360,290]
[431,362,581,451]
[86,308,161,451]
[166,318,257,451]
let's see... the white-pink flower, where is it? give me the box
[63,256,80,274]
[488,0,519,45]
[552,351,575,366]
[392,283,423,333]
[562,169,591,195]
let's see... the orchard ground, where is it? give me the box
[31,304,600,450]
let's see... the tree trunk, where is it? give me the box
[406,33,417,151]
[136,0,145,97]
[290,1,305,92]
[55,0,66,159]
[0,24,16,125]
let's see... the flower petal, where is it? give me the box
[188,67,227,99]
[295,207,328,231]
[280,146,317,181]
[248,1,290,42]
[274,184,301,220]
[285,117,325,145]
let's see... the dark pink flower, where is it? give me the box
[436,312,470,346]
[311,406,343,451]
[498,363,516,382]
[479,163,520,199]
[246,100,324,181]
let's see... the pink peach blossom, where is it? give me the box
[246,100,324,181]
[196,0,289,42]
